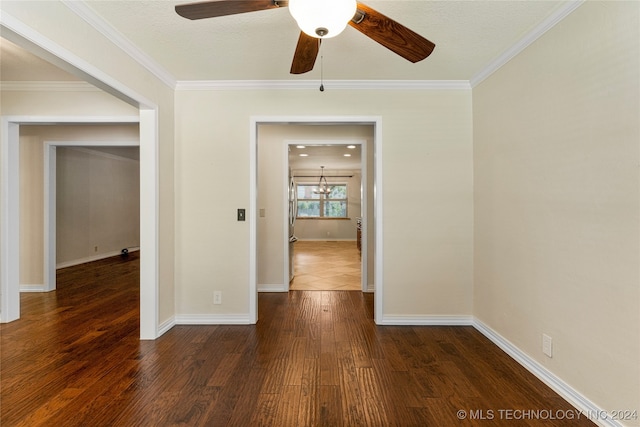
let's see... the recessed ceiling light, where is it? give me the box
[343,154,351,157]
[299,153,308,157]
[296,145,306,149]
[347,145,356,149]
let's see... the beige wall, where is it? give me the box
[175,89,473,316]
[0,89,138,116]
[56,147,140,266]
[473,1,639,419]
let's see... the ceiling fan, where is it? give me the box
[175,0,435,74]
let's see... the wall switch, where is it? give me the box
[259,208,266,218]
[542,334,553,358]
[213,291,222,305]
[94,246,98,252]
[237,209,245,221]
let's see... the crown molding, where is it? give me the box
[61,0,176,89]
[0,81,99,92]
[175,80,471,91]
[470,0,585,88]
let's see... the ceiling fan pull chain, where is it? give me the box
[319,39,325,92]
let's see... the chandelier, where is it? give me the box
[313,166,332,195]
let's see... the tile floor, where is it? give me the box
[289,240,362,291]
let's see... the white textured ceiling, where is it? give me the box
[78,0,567,82]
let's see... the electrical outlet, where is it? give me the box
[542,334,553,358]
[213,291,222,305]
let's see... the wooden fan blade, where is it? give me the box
[290,32,319,74]
[348,2,435,63]
[176,0,288,20]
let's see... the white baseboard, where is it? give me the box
[258,284,287,292]
[157,316,175,337]
[381,314,473,325]
[473,319,622,427]
[19,284,48,292]
[174,314,252,325]
[56,247,140,269]
[296,238,356,242]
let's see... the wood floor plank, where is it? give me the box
[1,253,597,426]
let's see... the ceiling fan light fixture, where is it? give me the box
[289,0,357,39]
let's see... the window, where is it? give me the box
[296,183,348,218]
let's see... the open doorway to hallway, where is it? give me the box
[287,142,363,291]
[253,119,382,324]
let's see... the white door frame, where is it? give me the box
[283,139,368,293]
[43,140,140,292]
[1,115,159,340]
[250,116,383,324]
[0,16,160,339]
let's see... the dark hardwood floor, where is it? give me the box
[1,254,595,426]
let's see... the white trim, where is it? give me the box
[382,315,473,326]
[0,116,139,125]
[473,319,622,427]
[249,119,258,324]
[56,248,140,270]
[470,1,585,87]
[44,139,139,146]
[0,81,99,92]
[373,119,383,324]
[283,141,291,293]
[295,238,357,242]
[157,316,175,337]
[258,284,287,293]
[138,108,159,340]
[177,80,471,91]
[43,144,56,292]
[19,284,47,293]
[175,314,253,325]
[0,120,20,322]
[61,0,176,89]
[360,139,368,293]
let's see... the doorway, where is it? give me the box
[0,28,160,338]
[251,117,384,324]
[287,142,364,292]
[43,139,140,292]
